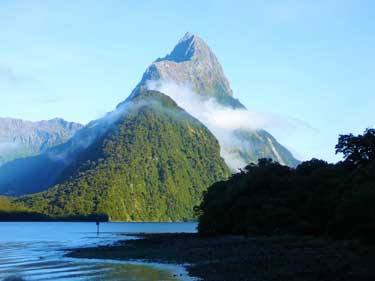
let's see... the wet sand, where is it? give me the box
[67,233,375,281]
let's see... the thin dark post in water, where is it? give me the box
[96,219,100,235]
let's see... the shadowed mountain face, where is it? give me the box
[0,117,82,165]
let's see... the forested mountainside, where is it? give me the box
[14,91,229,221]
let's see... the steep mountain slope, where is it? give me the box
[130,32,299,168]
[0,117,82,165]
[17,91,230,221]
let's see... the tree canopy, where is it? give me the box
[336,128,375,166]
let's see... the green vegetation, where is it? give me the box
[0,196,109,221]
[0,196,27,212]
[10,91,229,221]
[197,128,375,243]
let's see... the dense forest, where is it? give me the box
[197,128,375,243]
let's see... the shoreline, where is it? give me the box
[66,233,375,281]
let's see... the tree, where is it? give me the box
[335,128,375,166]
[296,158,329,175]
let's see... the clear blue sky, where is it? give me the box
[0,0,374,162]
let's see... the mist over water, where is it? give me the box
[0,222,197,281]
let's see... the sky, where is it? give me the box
[0,0,374,163]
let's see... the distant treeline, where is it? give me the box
[196,128,375,243]
[0,211,109,222]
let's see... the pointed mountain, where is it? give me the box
[17,90,229,221]
[132,32,299,168]
[128,32,243,108]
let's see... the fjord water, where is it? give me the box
[0,222,197,281]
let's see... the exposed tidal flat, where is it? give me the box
[68,233,375,281]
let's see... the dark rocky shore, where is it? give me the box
[67,233,375,281]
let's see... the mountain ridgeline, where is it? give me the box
[15,91,229,221]
[0,118,82,165]
[0,113,121,195]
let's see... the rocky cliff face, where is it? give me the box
[0,118,82,165]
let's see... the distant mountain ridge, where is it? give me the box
[0,117,82,165]
[0,109,128,195]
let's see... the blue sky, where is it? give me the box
[0,0,374,162]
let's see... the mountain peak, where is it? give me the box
[178,32,194,42]
[156,32,209,63]
[130,32,235,101]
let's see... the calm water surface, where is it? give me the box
[0,222,197,281]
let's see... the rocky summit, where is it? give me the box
[130,32,243,108]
